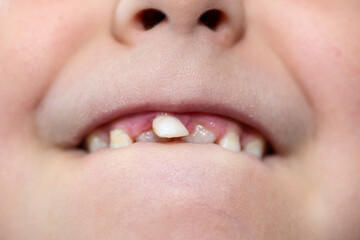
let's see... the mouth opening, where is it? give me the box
[77,111,275,160]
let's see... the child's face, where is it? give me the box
[1,0,360,239]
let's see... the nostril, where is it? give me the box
[198,9,223,31]
[137,8,167,30]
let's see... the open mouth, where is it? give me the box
[81,111,270,160]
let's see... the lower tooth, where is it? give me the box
[218,132,241,152]
[136,130,171,143]
[244,137,266,159]
[86,133,108,153]
[181,124,216,144]
[110,129,133,149]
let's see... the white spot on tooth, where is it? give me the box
[110,129,133,149]
[85,133,108,153]
[218,132,241,152]
[152,115,189,138]
[244,136,266,159]
[182,124,216,144]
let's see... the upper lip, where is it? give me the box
[38,89,271,147]
[35,47,312,155]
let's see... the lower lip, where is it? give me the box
[77,142,272,198]
[64,143,279,236]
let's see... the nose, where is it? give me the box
[113,0,245,46]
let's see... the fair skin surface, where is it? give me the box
[0,0,360,239]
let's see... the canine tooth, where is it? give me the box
[218,132,241,152]
[110,129,133,149]
[244,136,266,158]
[85,133,108,153]
[136,130,170,143]
[182,124,216,144]
[152,115,189,138]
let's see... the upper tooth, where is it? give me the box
[182,124,216,144]
[244,136,266,158]
[218,132,241,152]
[152,115,189,138]
[110,129,133,149]
[85,132,108,153]
[136,130,171,143]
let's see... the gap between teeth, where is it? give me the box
[85,115,266,159]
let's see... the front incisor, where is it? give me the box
[152,115,189,138]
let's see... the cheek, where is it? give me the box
[254,1,360,148]
[256,0,360,237]
[0,1,103,136]
[0,2,109,235]
[269,1,360,122]
[248,0,360,130]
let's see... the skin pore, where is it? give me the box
[0,0,360,239]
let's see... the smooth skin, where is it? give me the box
[0,0,360,239]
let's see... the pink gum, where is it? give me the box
[98,112,242,141]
